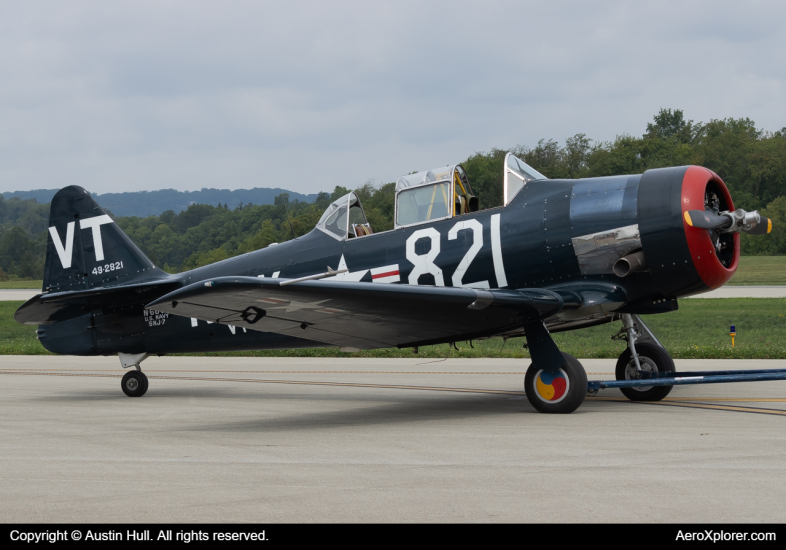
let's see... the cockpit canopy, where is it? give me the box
[394,165,476,229]
[315,192,372,240]
[314,154,547,238]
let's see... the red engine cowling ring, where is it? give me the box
[680,166,739,289]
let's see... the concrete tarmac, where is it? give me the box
[689,285,786,298]
[0,289,39,301]
[1,355,785,523]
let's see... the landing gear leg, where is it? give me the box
[523,322,587,414]
[612,314,675,401]
[119,352,149,397]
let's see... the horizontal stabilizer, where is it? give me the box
[146,277,564,349]
[14,278,179,325]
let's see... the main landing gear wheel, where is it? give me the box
[616,343,675,402]
[121,370,148,397]
[525,352,588,414]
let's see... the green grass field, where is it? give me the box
[3,298,785,359]
[728,256,786,285]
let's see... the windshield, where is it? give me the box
[506,154,546,182]
[504,153,547,204]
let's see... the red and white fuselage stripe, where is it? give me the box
[371,264,400,284]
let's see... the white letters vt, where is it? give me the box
[49,215,113,268]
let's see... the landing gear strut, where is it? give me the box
[612,314,675,401]
[119,352,149,397]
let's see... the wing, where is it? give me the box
[146,277,564,350]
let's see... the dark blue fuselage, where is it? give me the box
[39,169,707,356]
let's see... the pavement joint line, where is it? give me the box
[627,400,786,416]
[587,397,786,415]
[589,396,786,402]
[0,368,537,375]
[3,371,786,413]
[0,371,527,396]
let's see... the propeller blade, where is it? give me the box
[683,210,731,230]
[742,216,773,235]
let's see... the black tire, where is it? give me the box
[139,372,149,395]
[615,343,675,402]
[525,352,587,414]
[121,371,148,397]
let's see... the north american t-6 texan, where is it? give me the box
[15,155,783,413]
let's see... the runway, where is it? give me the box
[2,285,785,302]
[0,289,39,301]
[1,355,785,522]
[688,285,786,298]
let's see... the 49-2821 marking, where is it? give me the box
[92,261,123,276]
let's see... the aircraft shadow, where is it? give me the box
[180,393,539,432]
[25,384,618,432]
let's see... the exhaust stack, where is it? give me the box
[613,251,647,278]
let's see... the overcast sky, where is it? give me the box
[1,0,785,195]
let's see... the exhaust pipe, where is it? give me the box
[613,251,647,278]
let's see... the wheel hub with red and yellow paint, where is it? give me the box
[534,368,570,403]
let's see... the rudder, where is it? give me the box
[43,186,166,292]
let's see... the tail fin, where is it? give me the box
[43,186,166,292]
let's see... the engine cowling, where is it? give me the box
[638,165,739,298]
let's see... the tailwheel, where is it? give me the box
[121,370,149,397]
[616,343,675,401]
[525,352,587,414]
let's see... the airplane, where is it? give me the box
[14,155,776,413]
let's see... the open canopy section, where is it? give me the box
[504,153,547,205]
[315,192,372,240]
[394,165,476,228]
[395,166,458,192]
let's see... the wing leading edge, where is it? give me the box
[146,277,564,350]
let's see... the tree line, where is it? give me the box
[2,109,785,280]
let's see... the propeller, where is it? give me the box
[684,209,772,235]
[744,217,773,235]
[684,210,732,230]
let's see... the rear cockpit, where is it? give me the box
[315,192,373,240]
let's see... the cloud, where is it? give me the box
[0,0,784,194]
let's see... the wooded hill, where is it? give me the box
[2,187,319,218]
[2,109,785,280]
